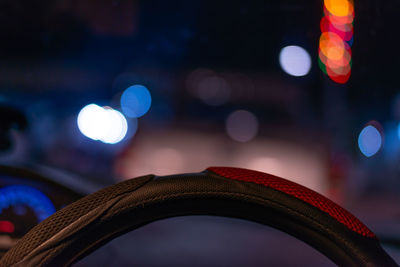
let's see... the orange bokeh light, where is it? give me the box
[324,0,354,17]
[319,32,346,61]
[319,0,354,84]
[318,48,351,69]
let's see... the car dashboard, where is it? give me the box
[0,166,83,258]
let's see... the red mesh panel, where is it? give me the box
[207,167,376,238]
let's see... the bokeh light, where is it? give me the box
[358,125,382,157]
[101,107,128,144]
[196,75,231,106]
[186,68,216,94]
[279,46,312,77]
[226,110,259,142]
[77,104,128,144]
[186,69,231,106]
[77,104,109,141]
[120,85,152,118]
[324,0,353,17]
[319,0,354,84]
[395,122,400,144]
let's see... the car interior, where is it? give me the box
[0,0,399,266]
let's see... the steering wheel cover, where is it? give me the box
[0,167,397,266]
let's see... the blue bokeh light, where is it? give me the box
[358,125,382,157]
[0,185,56,223]
[120,85,152,118]
[395,122,400,143]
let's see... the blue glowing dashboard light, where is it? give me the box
[0,185,56,223]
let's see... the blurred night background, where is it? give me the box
[0,0,399,265]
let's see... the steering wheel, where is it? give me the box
[0,167,397,266]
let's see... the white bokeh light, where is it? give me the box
[279,45,312,77]
[101,108,128,144]
[77,104,108,141]
[77,104,128,144]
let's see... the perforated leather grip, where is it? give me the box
[0,167,397,266]
[207,167,375,238]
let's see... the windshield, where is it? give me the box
[0,0,399,264]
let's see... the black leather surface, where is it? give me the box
[0,170,397,267]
